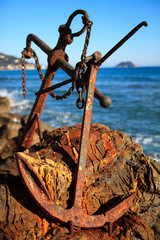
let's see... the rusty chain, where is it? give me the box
[76,19,93,109]
[81,18,93,66]
[49,82,75,100]
[31,49,44,81]
[21,49,75,100]
[21,52,27,99]
[21,17,92,104]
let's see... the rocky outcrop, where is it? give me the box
[0,123,159,240]
[115,61,138,68]
[0,96,10,114]
[0,52,46,70]
[0,96,56,159]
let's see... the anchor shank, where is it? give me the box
[73,64,98,208]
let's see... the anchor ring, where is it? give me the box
[65,9,91,38]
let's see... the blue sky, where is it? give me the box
[1,0,160,67]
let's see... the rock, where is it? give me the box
[0,138,18,160]
[19,115,56,145]
[0,96,10,114]
[115,61,138,68]
[0,52,45,70]
[0,139,8,156]
[20,115,56,133]
[0,112,21,127]
[0,123,21,139]
[0,111,56,159]
[0,123,159,239]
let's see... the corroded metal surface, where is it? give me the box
[17,9,147,233]
[74,64,98,209]
[16,152,136,228]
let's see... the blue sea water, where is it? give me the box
[0,67,160,161]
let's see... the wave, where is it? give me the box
[43,110,82,128]
[133,134,160,147]
[0,88,19,100]
[128,84,158,89]
[128,133,160,162]
[0,88,33,114]
[147,153,160,162]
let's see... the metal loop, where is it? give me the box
[22,81,26,87]
[76,97,85,109]
[65,10,91,38]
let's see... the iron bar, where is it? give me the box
[35,78,73,96]
[36,113,43,141]
[96,21,148,67]
[18,67,57,150]
[26,34,52,54]
[73,64,98,208]
[57,57,75,78]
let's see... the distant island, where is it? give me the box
[115,61,138,68]
[0,52,45,70]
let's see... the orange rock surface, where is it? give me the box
[0,123,159,239]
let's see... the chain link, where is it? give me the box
[31,49,44,81]
[31,49,75,100]
[76,89,85,109]
[49,81,75,100]
[21,52,27,99]
[75,20,93,109]
[81,21,93,65]
[21,48,75,100]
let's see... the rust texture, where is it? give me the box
[16,9,148,234]
[1,123,158,239]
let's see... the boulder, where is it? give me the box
[0,112,56,159]
[0,112,22,127]
[0,96,10,114]
[0,138,18,160]
[20,115,56,133]
[0,123,21,139]
[0,123,159,239]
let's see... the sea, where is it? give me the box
[0,67,160,162]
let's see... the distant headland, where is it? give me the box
[0,53,138,70]
[0,52,45,70]
[115,61,138,68]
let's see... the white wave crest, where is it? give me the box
[0,88,32,114]
[45,111,81,128]
[129,133,160,148]
[0,88,20,100]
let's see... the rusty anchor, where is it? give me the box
[16,10,147,234]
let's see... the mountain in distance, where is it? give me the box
[0,52,45,70]
[115,61,138,68]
